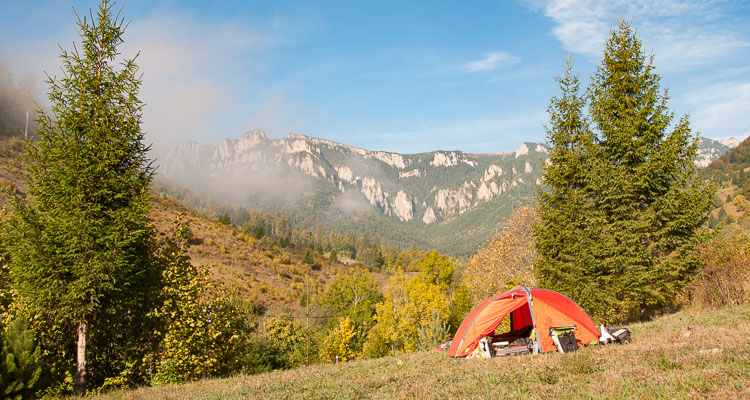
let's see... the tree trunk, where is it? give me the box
[74,320,88,396]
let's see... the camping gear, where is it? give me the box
[448,285,600,357]
[599,324,616,343]
[609,327,631,344]
[493,346,530,356]
[478,337,493,358]
[550,326,578,353]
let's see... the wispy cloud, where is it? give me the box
[465,51,520,73]
[685,80,750,139]
[119,8,293,152]
[351,110,548,154]
[525,0,749,71]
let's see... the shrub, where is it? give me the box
[417,310,450,351]
[319,316,357,362]
[262,315,319,368]
[691,226,750,309]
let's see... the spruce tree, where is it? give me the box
[0,316,43,400]
[535,57,601,312]
[536,21,713,322]
[1,1,158,394]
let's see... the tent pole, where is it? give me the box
[522,285,540,354]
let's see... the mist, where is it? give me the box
[0,62,41,138]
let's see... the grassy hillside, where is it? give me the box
[702,136,750,227]
[0,136,383,317]
[96,304,750,399]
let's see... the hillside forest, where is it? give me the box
[0,2,749,398]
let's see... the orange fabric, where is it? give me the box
[448,286,528,357]
[449,286,599,357]
[530,289,599,352]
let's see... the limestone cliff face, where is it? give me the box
[160,131,729,227]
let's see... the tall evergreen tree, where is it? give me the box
[535,57,600,310]
[536,21,713,323]
[1,1,158,394]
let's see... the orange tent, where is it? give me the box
[448,285,599,357]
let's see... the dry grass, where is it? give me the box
[1,137,375,317]
[96,304,750,399]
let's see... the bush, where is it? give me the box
[262,315,319,368]
[417,310,450,351]
[319,317,357,362]
[691,226,750,309]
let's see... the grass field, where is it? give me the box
[96,303,750,399]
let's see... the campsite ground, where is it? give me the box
[96,303,749,399]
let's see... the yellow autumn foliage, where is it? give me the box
[466,207,538,301]
[319,316,357,362]
[367,271,449,353]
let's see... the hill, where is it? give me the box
[158,131,729,256]
[95,303,750,399]
[0,136,386,318]
[701,136,750,227]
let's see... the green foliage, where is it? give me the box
[535,21,714,323]
[150,216,249,384]
[447,283,473,333]
[360,323,391,359]
[0,1,161,394]
[302,249,315,265]
[319,268,382,357]
[217,213,231,225]
[0,250,11,314]
[320,268,382,320]
[262,314,319,369]
[0,316,43,399]
[251,224,265,239]
[234,335,282,374]
[417,309,450,351]
[411,250,455,292]
[329,249,338,263]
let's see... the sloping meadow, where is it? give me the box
[96,304,749,399]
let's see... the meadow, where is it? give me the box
[97,303,750,399]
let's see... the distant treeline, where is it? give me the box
[153,180,436,271]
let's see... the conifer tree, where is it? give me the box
[0,316,43,400]
[1,1,158,394]
[534,57,602,313]
[536,21,713,322]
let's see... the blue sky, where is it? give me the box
[1,0,749,155]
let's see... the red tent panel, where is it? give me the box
[448,286,528,357]
[449,286,599,357]
[530,290,599,352]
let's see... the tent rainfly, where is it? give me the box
[448,285,599,357]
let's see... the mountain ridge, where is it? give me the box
[158,130,729,256]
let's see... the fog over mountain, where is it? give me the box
[157,130,730,255]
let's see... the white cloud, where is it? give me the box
[685,81,750,139]
[354,110,547,154]
[119,9,292,152]
[465,51,520,73]
[527,0,749,71]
